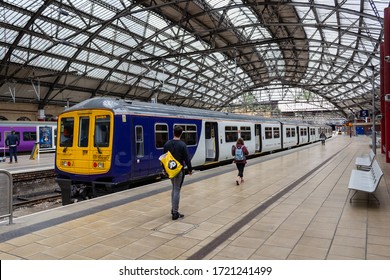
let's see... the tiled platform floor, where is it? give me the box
[1,134,390,260]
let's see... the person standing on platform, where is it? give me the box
[232,137,249,185]
[320,131,326,145]
[163,126,193,220]
[5,130,20,164]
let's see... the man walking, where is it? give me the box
[163,126,193,220]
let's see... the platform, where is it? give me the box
[1,135,390,260]
[0,151,54,175]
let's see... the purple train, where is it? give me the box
[0,121,57,157]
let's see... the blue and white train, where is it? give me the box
[55,97,332,204]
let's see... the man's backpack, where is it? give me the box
[234,146,244,161]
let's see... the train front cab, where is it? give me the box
[56,109,113,205]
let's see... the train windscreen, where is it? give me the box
[94,115,110,148]
[60,117,74,147]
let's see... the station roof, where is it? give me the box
[0,0,387,118]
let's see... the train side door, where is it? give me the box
[255,124,262,152]
[205,122,218,162]
[131,117,152,178]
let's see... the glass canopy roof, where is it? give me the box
[0,0,387,119]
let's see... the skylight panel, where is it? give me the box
[0,29,18,44]
[127,21,148,38]
[47,44,76,58]
[99,27,120,42]
[18,35,49,52]
[114,33,138,48]
[17,0,48,12]
[116,61,132,73]
[0,47,9,60]
[65,16,91,30]
[70,33,90,46]
[4,10,28,27]
[343,0,362,10]
[88,39,114,54]
[206,0,230,9]
[161,83,175,93]
[142,44,166,57]
[103,59,119,69]
[163,63,178,73]
[90,4,116,20]
[127,64,148,76]
[110,72,128,83]
[88,68,109,79]
[138,78,158,89]
[33,55,67,71]
[304,27,319,39]
[10,50,28,64]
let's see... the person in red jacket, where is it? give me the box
[232,137,249,185]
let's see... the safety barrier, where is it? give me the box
[0,169,13,225]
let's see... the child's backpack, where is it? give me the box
[234,146,244,161]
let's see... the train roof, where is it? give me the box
[0,121,56,127]
[65,97,282,124]
[65,97,331,127]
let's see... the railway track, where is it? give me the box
[13,191,62,207]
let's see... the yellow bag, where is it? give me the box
[159,151,183,179]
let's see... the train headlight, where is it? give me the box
[62,161,71,167]
[93,162,104,168]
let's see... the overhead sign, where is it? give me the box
[359,110,369,118]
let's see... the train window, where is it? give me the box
[79,117,90,147]
[291,128,296,137]
[60,117,74,147]
[94,115,110,148]
[265,127,272,139]
[23,132,37,141]
[225,126,238,143]
[135,126,144,157]
[273,127,280,138]
[300,128,307,136]
[240,126,251,141]
[174,124,197,146]
[155,123,168,148]
[286,128,291,137]
[310,128,315,135]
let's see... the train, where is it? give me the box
[0,121,57,159]
[55,97,332,205]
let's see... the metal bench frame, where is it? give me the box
[348,159,383,205]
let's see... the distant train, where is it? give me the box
[55,97,332,205]
[0,121,57,158]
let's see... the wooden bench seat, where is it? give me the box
[355,149,375,170]
[348,159,383,205]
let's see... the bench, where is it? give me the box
[348,159,383,205]
[355,149,375,170]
